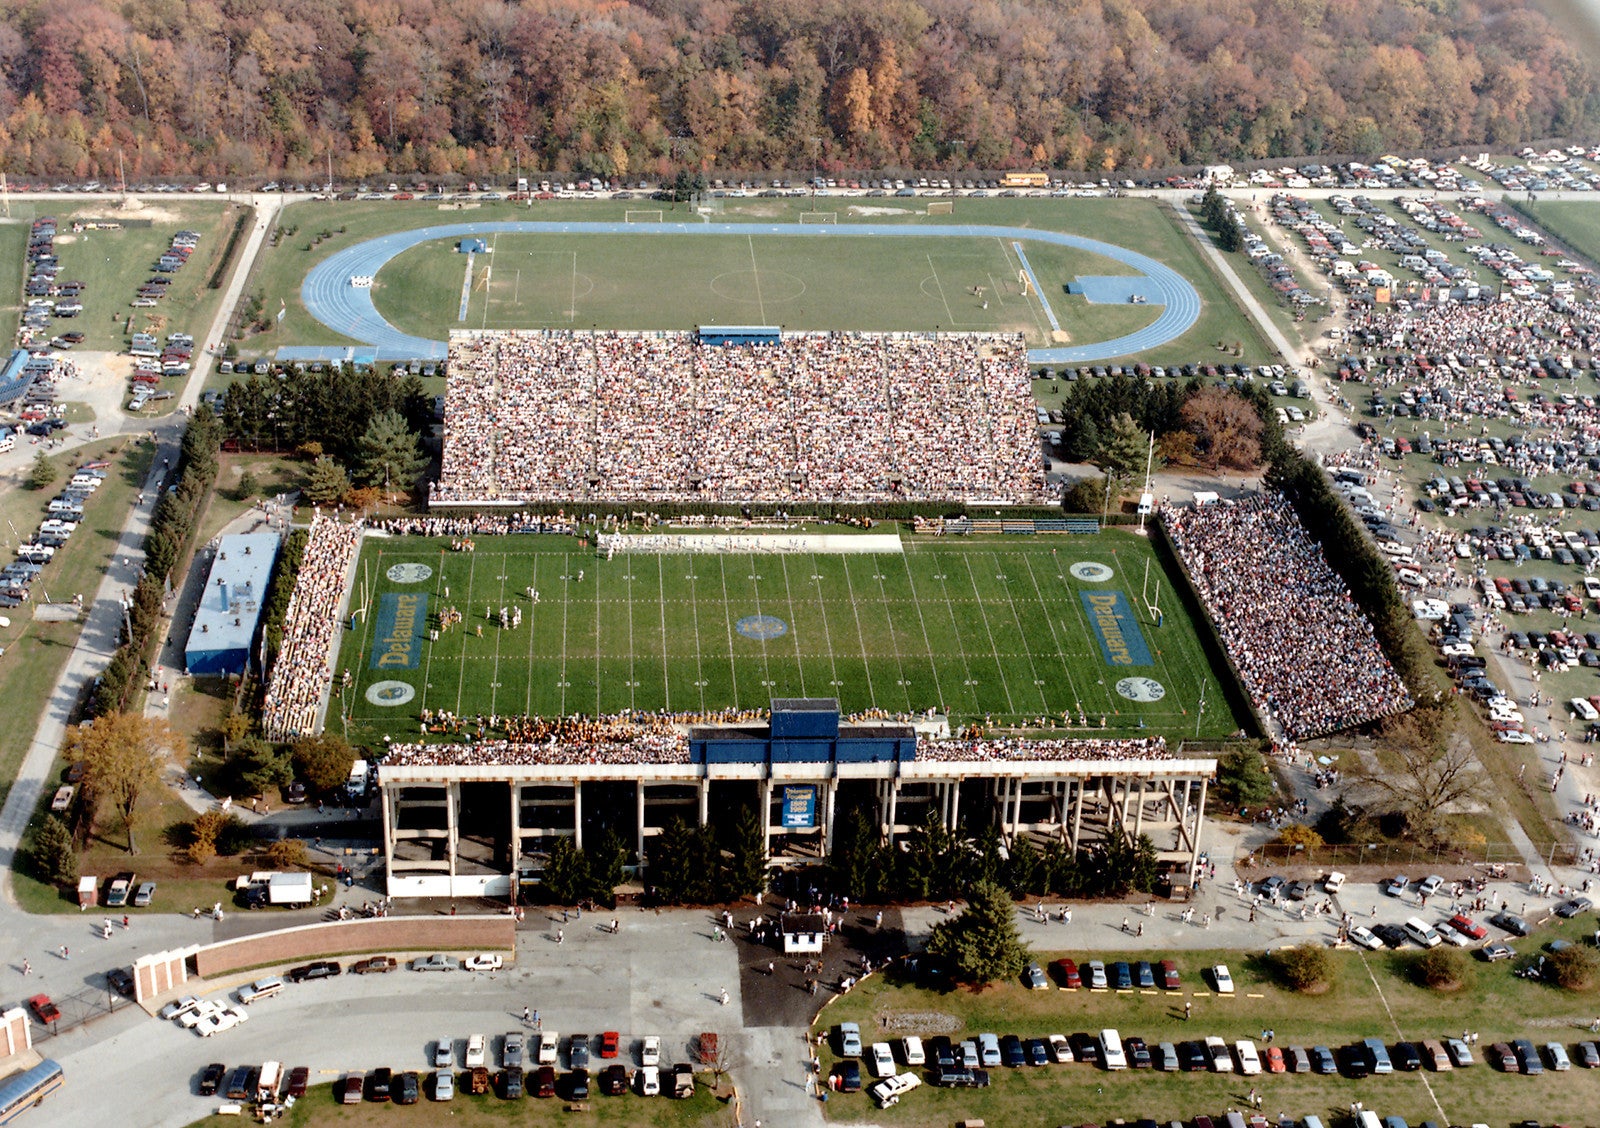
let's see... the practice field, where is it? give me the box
[1519,199,1600,264]
[337,531,1245,745]
[373,230,1151,347]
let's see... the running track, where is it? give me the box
[300,221,1201,364]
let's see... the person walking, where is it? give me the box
[1184,1001,1192,1020]
[523,1006,531,1025]
[555,929,564,944]
[20,959,29,976]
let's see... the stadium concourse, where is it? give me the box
[376,699,1214,900]
[434,328,1048,506]
[297,220,1201,364]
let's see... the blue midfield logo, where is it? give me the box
[736,615,789,641]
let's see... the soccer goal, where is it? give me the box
[798,212,837,225]
[624,209,664,224]
[926,199,954,215]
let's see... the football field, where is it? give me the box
[339,531,1245,745]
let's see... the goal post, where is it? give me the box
[798,212,837,225]
[925,199,954,215]
[624,209,665,224]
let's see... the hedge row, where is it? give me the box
[93,409,223,716]
[259,527,308,669]
[208,210,252,290]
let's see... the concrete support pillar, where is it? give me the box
[760,779,773,857]
[508,784,521,886]
[381,785,396,883]
[1133,778,1146,840]
[698,779,710,827]
[948,778,961,831]
[1188,776,1209,884]
[446,782,460,881]
[885,782,899,847]
[636,782,646,865]
[824,778,839,854]
[573,781,584,851]
[1070,780,1084,850]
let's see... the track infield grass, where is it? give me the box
[337,531,1245,744]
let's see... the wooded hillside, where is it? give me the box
[0,0,1594,180]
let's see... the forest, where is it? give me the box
[0,0,1595,181]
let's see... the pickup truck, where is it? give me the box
[105,872,136,907]
[671,1063,694,1098]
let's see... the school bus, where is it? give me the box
[1001,172,1049,188]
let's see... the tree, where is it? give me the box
[1365,705,1477,839]
[233,735,292,795]
[540,837,590,904]
[1270,942,1332,992]
[29,816,77,886]
[236,469,260,500]
[1545,944,1598,990]
[925,879,1030,985]
[221,708,253,752]
[1062,474,1105,514]
[1093,412,1153,499]
[26,451,55,490]
[351,409,427,496]
[66,712,183,853]
[290,733,356,792]
[584,828,628,905]
[265,838,308,869]
[721,808,768,899]
[303,455,351,506]
[1275,823,1325,850]
[1181,386,1264,470]
[1216,747,1275,808]
[1411,946,1469,990]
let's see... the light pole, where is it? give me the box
[810,136,821,198]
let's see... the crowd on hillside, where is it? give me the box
[433,329,1047,505]
[261,516,364,741]
[1161,493,1413,740]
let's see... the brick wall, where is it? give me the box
[194,915,516,979]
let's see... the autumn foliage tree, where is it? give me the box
[1181,387,1264,471]
[66,712,183,853]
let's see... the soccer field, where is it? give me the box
[371,230,1155,349]
[338,531,1246,745]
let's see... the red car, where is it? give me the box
[599,1031,620,1059]
[1447,913,1488,941]
[286,1066,309,1097]
[1050,959,1082,988]
[27,995,59,1025]
[1160,960,1181,990]
[1264,1046,1287,1073]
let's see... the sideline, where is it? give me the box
[1358,952,1448,1122]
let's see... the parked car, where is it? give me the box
[286,1066,309,1098]
[1024,962,1048,989]
[350,956,397,974]
[1491,912,1530,936]
[28,995,60,1024]
[1211,964,1235,993]
[600,1064,629,1095]
[287,960,341,983]
[465,953,504,971]
[198,1063,226,1095]
[465,1034,487,1068]
[412,954,460,972]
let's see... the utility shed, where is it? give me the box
[184,533,280,675]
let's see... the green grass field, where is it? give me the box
[238,195,1274,371]
[1520,199,1600,265]
[338,531,1243,744]
[374,230,1149,347]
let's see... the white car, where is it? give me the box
[464,953,503,972]
[194,1004,249,1037]
[1049,1034,1073,1063]
[869,1072,921,1108]
[1211,964,1235,994]
[160,995,201,1022]
[1235,1040,1262,1075]
[433,1068,454,1101]
[1498,730,1535,744]
[538,1031,559,1065]
[1348,925,1385,950]
[178,1001,223,1030]
[465,1034,486,1067]
[638,1065,661,1096]
[901,1035,925,1066]
[640,1036,660,1066]
[869,1042,895,1078]
[1413,599,1450,620]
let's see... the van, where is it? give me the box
[1356,1112,1382,1128]
[256,1061,282,1102]
[1403,918,1443,948]
[0,430,13,454]
[1099,1029,1128,1070]
[1571,698,1599,722]
[236,977,285,1005]
[345,759,371,799]
[1362,1038,1394,1073]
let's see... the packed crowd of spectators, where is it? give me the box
[917,735,1172,762]
[434,329,1046,505]
[261,516,364,741]
[1161,493,1413,740]
[376,514,577,538]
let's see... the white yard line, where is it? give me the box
[716,556,742,703]
[777,555,810,697]
[1359,956,1449,1121]
[840,555,891,709]
[959,553,1016,714]
[652,556,672,713]
[898,549,950,712]
[454,550,479,716]
[523,554,540,718]
[990,550,1049,715]
[747,235,767,324]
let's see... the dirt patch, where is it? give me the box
[878,1010,962,1034]
[108,198,189,225]
[846,205,914,217]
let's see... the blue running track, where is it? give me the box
[300,221,1201,364]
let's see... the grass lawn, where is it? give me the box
[0,218,28,345]
[237,195,1275,369]
[338,530,1245,744]
[186,1078,735,1127]
[0,437,151,817]
[2,200,239,352]
[195,452,307,546]
[1518,200,1600,265]
[814,919,1600,1127]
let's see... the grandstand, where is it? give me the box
[431,328,1050,507]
